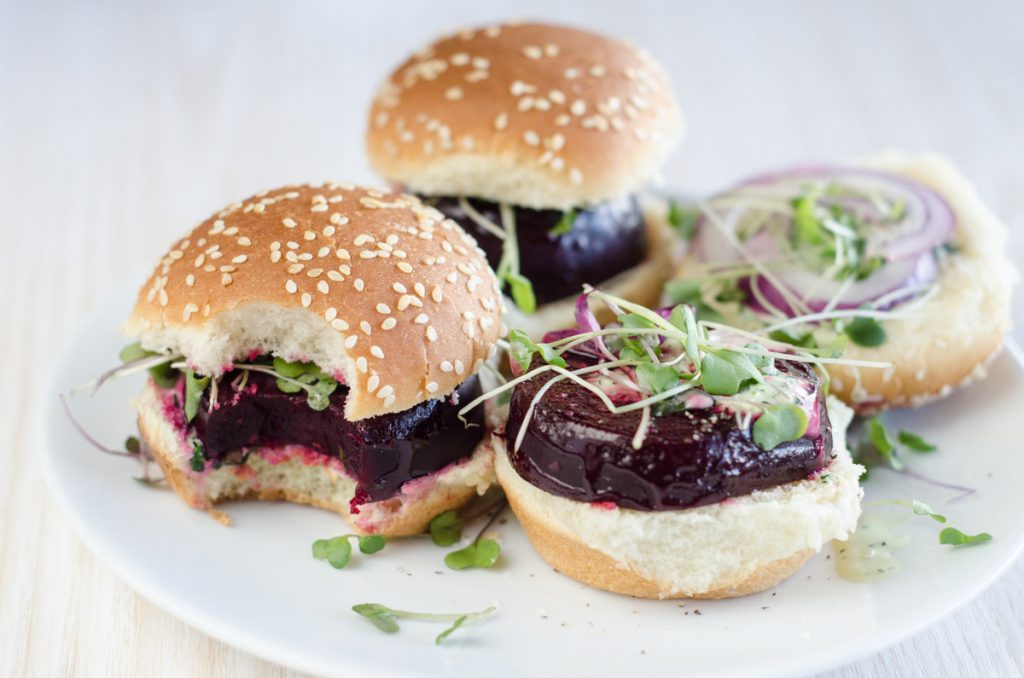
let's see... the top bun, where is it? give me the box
[124,184,504,421]
[366,21,684,210]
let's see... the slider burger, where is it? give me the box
[667,151,1015,412]
[465,290,864,599]
[366,21,684,336]
[118,184,504,536]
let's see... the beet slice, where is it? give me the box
[428,195,648,305]
[504,356,832,511]
[190,370,483,502]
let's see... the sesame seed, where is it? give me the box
[288,263,304,274]
[414,313,429,324]
[590,65,606,77]
[356,356,368,373]
[554,114,571,127]
[383,394,396,408]
[454,360,465,374]
[221,273,233,286]
[285,279,297,294]
[565,67,580,79]
[232,254,247,264]
[360,320,372,335]
[330,213,348,225]
[523,45,543,59]
[317,281,329,294]
[523,130,540,146]
[431,285,443,302]
[367,374,380,392]
[185,274,195,287]
[370,345,385,359]
[270,241,281,251]
[393,282,407,293]
[354,278,365,291]
[344,335,357,349]
[377,385,394,399]
[283,218,297,228]
[301,292,312,307]
[317,246,330,258]
[304,230,316,241]
[445,86,464,100]
[550,133,566,150]
[544,44,559,57]
[223,226,238,236]
[381,317,397,330]
[336,248,351,260]
[331,319,349,333]
[569,168,584,185]
[426,326,438,342]
[194,254,206,267]
[270,250,281,263]
[325,307,338,321]
[440,360,453,373]
[327,270,343,281]
[426,381,439,393]
[571,100,586,116]
[237,236,251,246]
[397,262,413,273]
[376,303,391,314]
[311,204,328,212]
[360,250,377,259]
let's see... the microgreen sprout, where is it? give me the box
[457,196,536,313]
[59,395,164,485]
[460,287,890,454]
[868,499,992,547]
[854,417,976,500]
[667,199,699,240]
[443,501,506,570]
[351,603,497,645]
[549,209,576,236]
[311,534,386,569]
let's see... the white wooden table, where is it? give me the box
[3,1,1021,675]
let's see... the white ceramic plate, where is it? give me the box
[42,287,1024,678]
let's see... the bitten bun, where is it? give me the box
[366,21,684,210]
[504,196,677,338]
[495,397,862,599]
[829,152,1015,411]
[136,380,496,536]
[122,183,504,421]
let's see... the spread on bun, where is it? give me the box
[463,289,865,599]
[118,184,504,536]
[666,151,1015,412]
[366,21,684,336]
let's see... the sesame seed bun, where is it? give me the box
[135,380,496,536]
[123,184,504,421]
[366,21,684,210]
[494,397,863,599]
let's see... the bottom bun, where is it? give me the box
[494,396,863,599]
[503,196,679,338]
[136,380,495,536]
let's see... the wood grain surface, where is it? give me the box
[2,1,1021,676]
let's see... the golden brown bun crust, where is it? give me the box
[137,380,493,537]
[827,153,1015,412]
[124,184,503,420]
[367,22,683,210]
[499,455,811,600]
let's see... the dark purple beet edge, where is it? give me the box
[504,356,832,511]
[427,195,649,305]
[183,370,483,503]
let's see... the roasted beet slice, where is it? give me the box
[504,356,832,511]
[190,370,483,502]
[428,195,648,305]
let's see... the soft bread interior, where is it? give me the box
[495,396,863,599]
[135,379,495,536]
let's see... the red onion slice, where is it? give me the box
[695,166,954,316]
